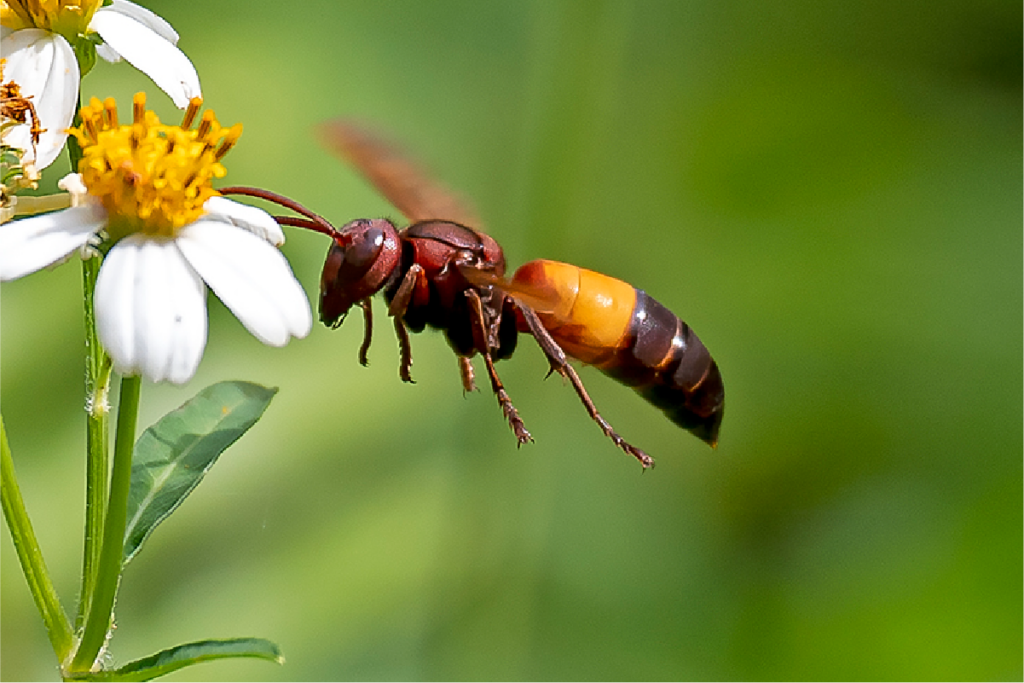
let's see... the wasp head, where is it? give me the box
[319,218,401,327]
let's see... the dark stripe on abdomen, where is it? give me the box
[600,290,725,445]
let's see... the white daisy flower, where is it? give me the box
[1,0,201,169]
[0,94,311,384]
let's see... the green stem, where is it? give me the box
[69,99,115,635]
[69,375,141,673]
[76,255,112,632]
[0,415,75,661]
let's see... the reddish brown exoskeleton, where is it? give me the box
[313,124,530,444]
[225,122,724,469]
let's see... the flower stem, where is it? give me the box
[69,375,141,673]
[0,415,75,661]
[76,255,112,632]
[69,99,114,636]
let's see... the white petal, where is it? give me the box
[93,0,181,63]
[95,236,208,384]
[176,221,312,346]
[204,196,286,246]
[101,0,179,44]
[89,11,200,108]
[95,43,121,63]
[0,29,79,169]
[0,205,106,281]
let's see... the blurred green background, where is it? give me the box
[2,0,1021,680]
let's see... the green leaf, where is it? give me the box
[122,381,277,565]
[66,637,284,681]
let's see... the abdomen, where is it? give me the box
[512,259,725,445]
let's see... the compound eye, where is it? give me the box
[344,226,385,269]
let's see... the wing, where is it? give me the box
[458,265,559,315]
[317,119,480,227]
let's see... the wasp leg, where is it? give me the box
[387,265,425,383]
[392,317,414,383]
[518,305,654,469]
[387,264,423,318]
[357,298,373,366]
[465,289,532,446]
[483,350,532,446]
[458,356,477,394]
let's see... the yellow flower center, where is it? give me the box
[1,0,103,39]
[69,93,242,239]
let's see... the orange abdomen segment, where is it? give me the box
[512,259,725,446]
[511,260,636,365]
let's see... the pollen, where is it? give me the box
[1,60,46,146]
[2,0,104,36]
[69,93,243,238]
